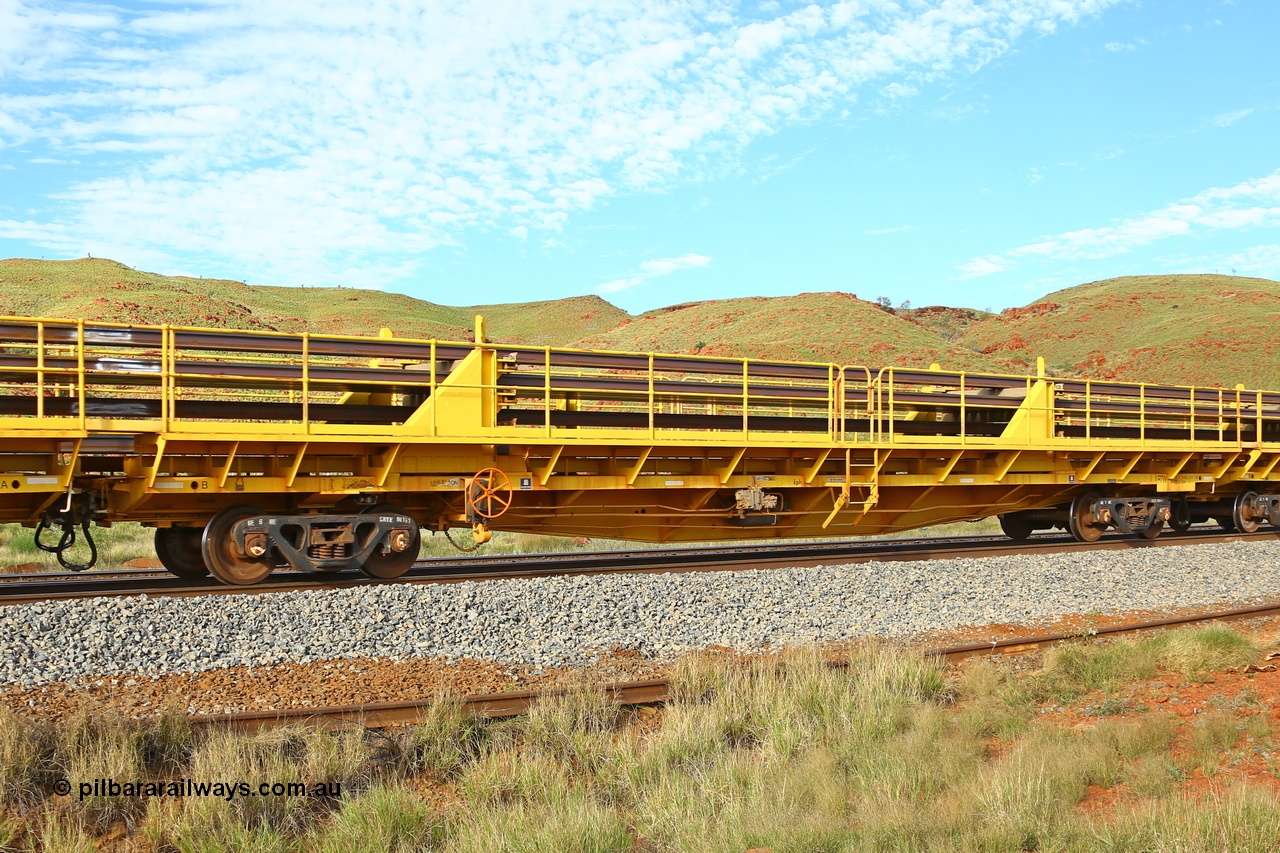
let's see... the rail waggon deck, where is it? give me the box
[0,315,1276,583]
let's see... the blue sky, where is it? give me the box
[1,0,1277,313]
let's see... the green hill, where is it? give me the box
[958,274,1280,388]
[4,258,1278,390]
[0,258,627,345]
[570,292,1004,371]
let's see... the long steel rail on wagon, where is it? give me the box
[0,315,1276,585]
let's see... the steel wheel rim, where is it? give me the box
[202,505,273,586]
[1234,491,1261,534]
[1068,492,1104,543]
[360,503,421,579]
[155,526,210,579]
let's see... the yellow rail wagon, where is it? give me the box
[0,315,1276,584]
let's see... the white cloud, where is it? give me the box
[1,0,1126,285]
[597,253,711,294]
[1103,37,1145,51]
[955,170,1280,277]
[955,255,1012,279]
[1159,243,1280,278]
[1208,107,1254,128]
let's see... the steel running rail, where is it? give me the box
[197,596,1280,733]
[0,527,1275,607]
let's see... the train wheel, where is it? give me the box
[998,513,1034,542]
[202,505,274,586]
[1169,499,1192,533]
[1232,491,1261,534]
[360,503,421,579]
[1138,519,1164,540]
[154,526,210,579]
[1067,492,1105,543]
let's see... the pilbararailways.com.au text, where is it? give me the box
[60,778,341,802]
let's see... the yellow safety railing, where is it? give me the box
[0,315,1275,452]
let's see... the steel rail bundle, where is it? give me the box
[0,314,1277,584]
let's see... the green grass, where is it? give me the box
[0,627,1275,850]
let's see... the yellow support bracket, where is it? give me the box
[1210,452,1241,479]
[801,449,831,485]
[934,451,964,484]
[532,446,564,486]
[993,450,1022,483]
[1114,452,1144,481]
[1164,452,1194,480]
[1257,454,1280,481]
[143,437,168,491]
[718,447,746,485]
[1076,452,1106,482]
[371,443,403,488]
[283,443,309,489]
[215,442,240,489]
[624,448,652,486]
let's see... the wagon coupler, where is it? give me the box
[34,493,99,571]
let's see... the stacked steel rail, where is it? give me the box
[0,315,1276,584]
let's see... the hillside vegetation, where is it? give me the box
[573,292,1003,371]
[0,258,626,346]
[3,258,1278,388]
[959,274,1280,388]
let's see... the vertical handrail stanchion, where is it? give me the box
[1085,380,1091,445]
[1256,390,1263,447]
[160,326,169,430]
[888,369,896,444]
[429,341,437,437]
[1189,387,1195,445]
[741,359,749,438]
[1139,383,1146,447]
[76,318,86,430]
[1236,386,1244,450]
[647,353,656,439]
[301,333,310,432]
[36,321,44,419]
[1218,389,1224,443]
[959,372,966,445]
[541,347,552,438]
[835,366,844,441]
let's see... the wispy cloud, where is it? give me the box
[1,0,1125,286]
[954,169,1280,278]
[1158,243,1280,277]
[597,253,711,294]
[1208,107,1255,128]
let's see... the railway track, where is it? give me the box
[198,595,1280,733]
[2,527,1276,606]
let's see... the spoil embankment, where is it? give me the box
[2,540,1279,691]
